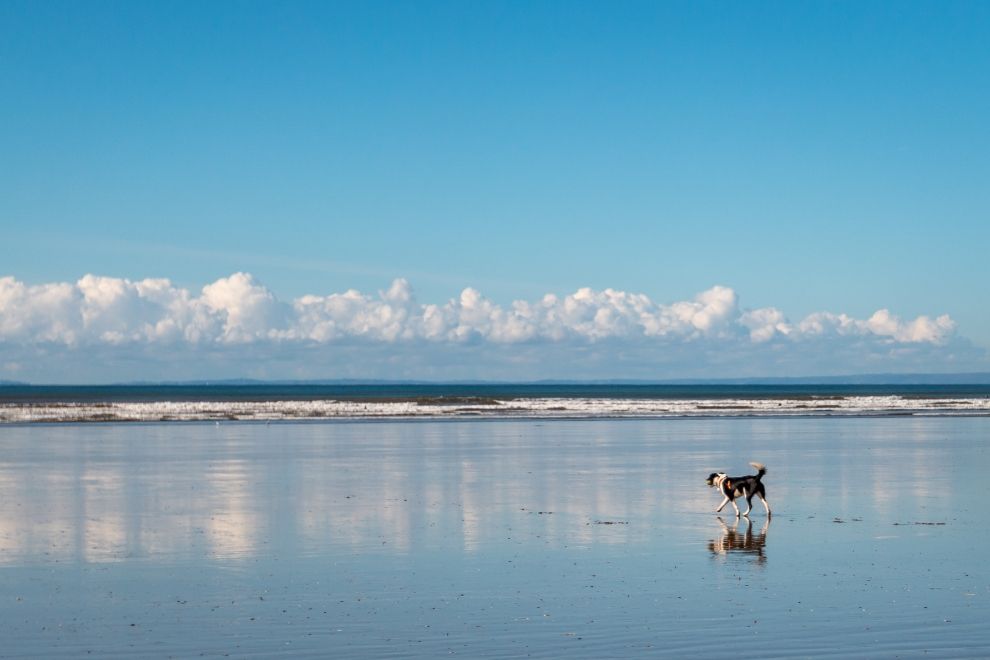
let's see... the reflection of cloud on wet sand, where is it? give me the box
[0,472,258,565]
[0,419,972,565]
[868,422,951,518]
[0,423,678,562]
[201,460,258,559]
[80,469,128,563]
[0,430,263,565]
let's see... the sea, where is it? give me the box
[1,383,988,422]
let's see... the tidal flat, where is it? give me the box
[1,417,988,657]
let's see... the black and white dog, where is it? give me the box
[706,462,771,518]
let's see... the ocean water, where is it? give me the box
[1,383,989,422]
[1,416,988,657]
[3,383,990,403]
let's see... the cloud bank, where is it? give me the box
[0,273,979,382]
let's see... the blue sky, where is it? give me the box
[1,2,988,382]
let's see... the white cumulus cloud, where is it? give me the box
[4,271,981,383]
[0,273,960,350]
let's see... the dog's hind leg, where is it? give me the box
[742,490,753,517]
[759,494,771,517]
[755,483,771,517]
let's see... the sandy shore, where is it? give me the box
[1,417,987,657]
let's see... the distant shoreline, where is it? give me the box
[3,371,990,388]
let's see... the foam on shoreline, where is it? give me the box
[2,395,989,422]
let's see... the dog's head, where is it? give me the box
[706,472,726,487]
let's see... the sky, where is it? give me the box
[1,1,989,382]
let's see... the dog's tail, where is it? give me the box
[750,462,767,478]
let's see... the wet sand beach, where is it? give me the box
[1,417,988,657]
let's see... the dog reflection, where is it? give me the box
[708,516,769,564]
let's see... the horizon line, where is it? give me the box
[3,372,990,388]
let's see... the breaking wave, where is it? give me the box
[3,395,989,423]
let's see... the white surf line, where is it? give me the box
[1,396,989,422]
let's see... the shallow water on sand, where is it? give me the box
[1,418,988,657]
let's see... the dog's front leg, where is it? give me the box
[730,499,740,517]
[715,496,729,513]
